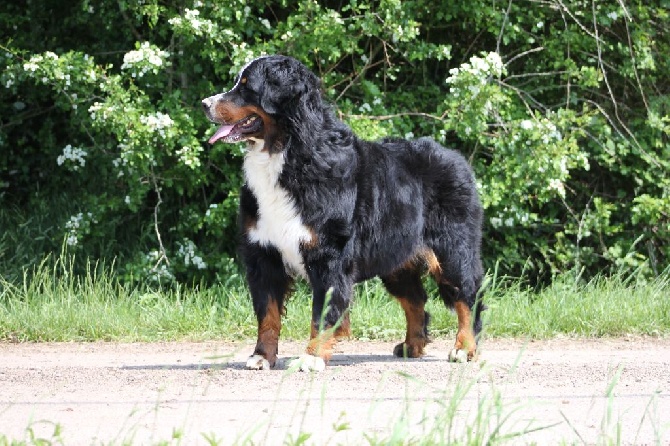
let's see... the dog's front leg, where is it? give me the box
[293,265,353,371]
[243,244,292,370]
[308,287,352,361]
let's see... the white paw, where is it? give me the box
[245,354,271,370]
[448,348,469,363]
[288,354,326,372]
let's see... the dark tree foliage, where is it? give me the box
[1,0,668,284]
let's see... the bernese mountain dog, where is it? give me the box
[202,55,485,371]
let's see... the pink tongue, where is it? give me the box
[208,125,235,144]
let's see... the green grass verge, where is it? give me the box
[485,267,670,338]
[1,257,669,342]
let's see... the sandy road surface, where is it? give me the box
[1,338,669,445]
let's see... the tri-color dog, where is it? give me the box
[202,55,485,370]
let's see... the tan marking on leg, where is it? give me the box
[454,300,477,360]
[395,297,428,358]
[334,313,351,338]
[421,248,443,279]
[306,331,337,363]
[307,313,350,363]
[396,247,443,280]
[254,297,281,366]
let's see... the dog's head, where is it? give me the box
[202,55,322,153]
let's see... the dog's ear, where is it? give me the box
[259,57,322,116]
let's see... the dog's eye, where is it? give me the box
[240,77,248,85]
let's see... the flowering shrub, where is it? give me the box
[121,42,170,78]
[57,145,88,171]
[64,212,96,247]
[1,0,668,283]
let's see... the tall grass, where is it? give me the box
[0,256,258,342]
[1,256,669,342]
[484,266,670,338]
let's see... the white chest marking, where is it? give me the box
[244,140,311,278]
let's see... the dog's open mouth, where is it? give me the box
[208,114,262,144]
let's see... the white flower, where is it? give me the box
[185,8,200,23]
[520,119,534,130]
[64,212,93,246]
[140,112,173,130]
[560,158,568,175]
[65,213,84,230]
[176,145,201,168]
[548,179,566,198]
[192,256,207,270]
[446,52,504,85]
[147,53,163,66]
[177,239,207,270]
[23,61,39,72]
[121,42,170,77]
[205,203,219,217]
[66,234,78,246]
[140,112,174,139]
[485,52,504,77]
[358,102,372,113]
[57,144,87,170]
[579,153,590,171]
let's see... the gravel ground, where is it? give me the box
[1,338,669,445]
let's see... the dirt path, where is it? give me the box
[1,338,669,445]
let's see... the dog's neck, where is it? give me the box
[246,138,266,153]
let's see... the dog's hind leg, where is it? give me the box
[441,283,478,362]
[381,268,430,358]
[243,244,292,370]
[433,249,484,362]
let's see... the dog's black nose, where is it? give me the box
[201,99,210,110]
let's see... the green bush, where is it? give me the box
[1,0,668,284]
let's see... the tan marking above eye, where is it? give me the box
[241,77,248,85]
